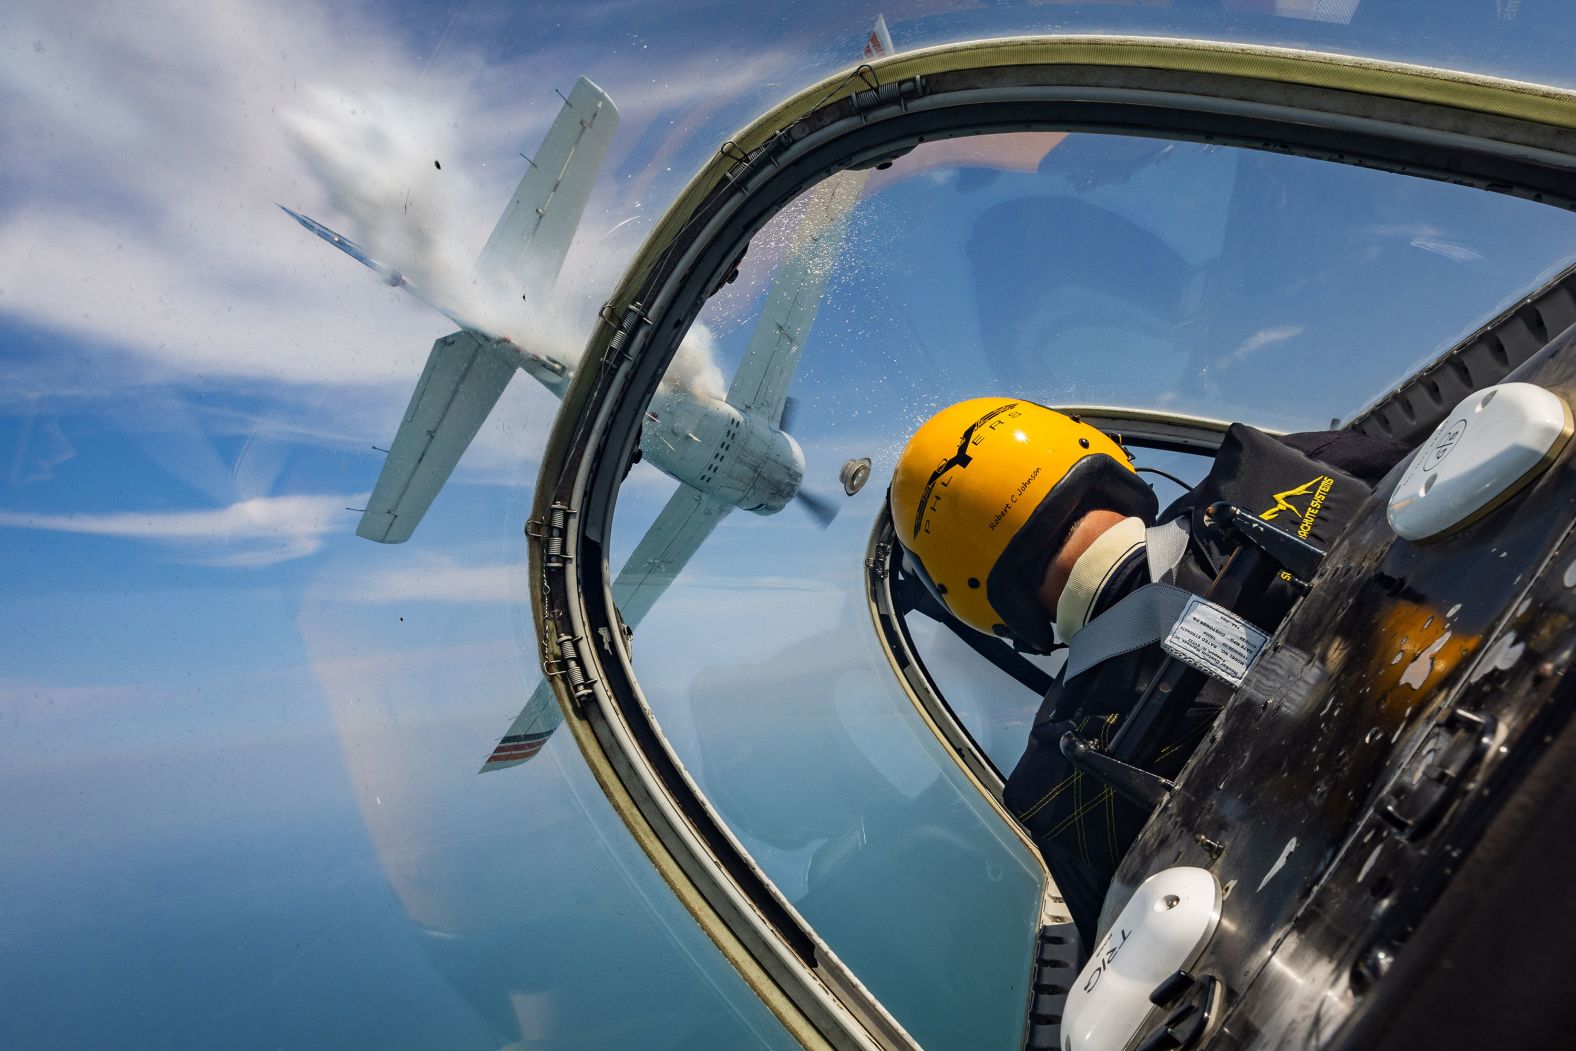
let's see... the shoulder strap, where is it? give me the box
[1062,582,1193,681]
[1145,518,1191,584]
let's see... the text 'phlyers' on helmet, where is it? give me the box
[889,398,1157,652]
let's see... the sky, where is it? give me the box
[6,1,1576,1048]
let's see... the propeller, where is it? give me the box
[794,487,840,527]
[780,397,840,527]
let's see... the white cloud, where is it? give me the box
[0,1,514,384]
[0,1,797,387]
[0,210,446,386]
[665,320,729,401]
[0,492,361,564]
[0,0,872,548]
[337,555,527,605]
[1410,237,1484,263]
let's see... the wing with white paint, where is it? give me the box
[610,482,732,625]
[481,482,730,770]
[483,24,894,767]
[723,170,868,425]
[473,76,619,300]
[357,331,515,544]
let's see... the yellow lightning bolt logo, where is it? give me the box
[1260,477,1323,522]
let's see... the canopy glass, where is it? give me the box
[7,1,1576,1047]
[610,127,1576,1042]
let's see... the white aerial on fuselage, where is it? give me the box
[282,15,895,772]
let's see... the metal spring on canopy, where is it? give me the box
[556,634,596,698]
[605,304,650,363]
[543,503,574,568]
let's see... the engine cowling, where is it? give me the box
[737,424,804,515]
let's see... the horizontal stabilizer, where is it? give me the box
[474,76,619,300]
[358,331,516,543]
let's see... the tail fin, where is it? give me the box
[479,679,563,772]
[285,77,619,544]
[279,205,404,286]
[865,14,895,58]
[281,76,618,331]
[279,204,481,332]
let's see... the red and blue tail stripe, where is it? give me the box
[482,728,555,768]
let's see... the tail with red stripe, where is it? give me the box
[479,679,563,772]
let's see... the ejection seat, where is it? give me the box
[1051,421,1405,827]
[1056,499,1327,815]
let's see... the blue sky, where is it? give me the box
[7,1,1576,1048]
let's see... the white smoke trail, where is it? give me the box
[665,321,728,402]
[283,89,475,303]
[281,86,550,351]
[281,85,731,396]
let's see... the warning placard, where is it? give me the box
[1162,594,1269,688]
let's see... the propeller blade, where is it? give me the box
[795,488,839,528]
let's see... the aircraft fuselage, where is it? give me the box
[489,335,805,516]
[641,386,804,515]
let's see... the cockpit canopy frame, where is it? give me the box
[527,36,1576,1050]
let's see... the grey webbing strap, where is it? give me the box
[1145,518,1191,584]
[1062,583,1193,682]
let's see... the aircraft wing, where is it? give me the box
[609,482,732,625]
[723,170,867,426]
[481,481,730,770]
[357,331,515,543]
[473,76,619,299]
[722,16,896,423]
[481,24,892,769]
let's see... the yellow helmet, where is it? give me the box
[888,398,1156,651]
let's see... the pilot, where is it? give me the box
[887,398,1405,946]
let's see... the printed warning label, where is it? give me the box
[1162,594,1269,688]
